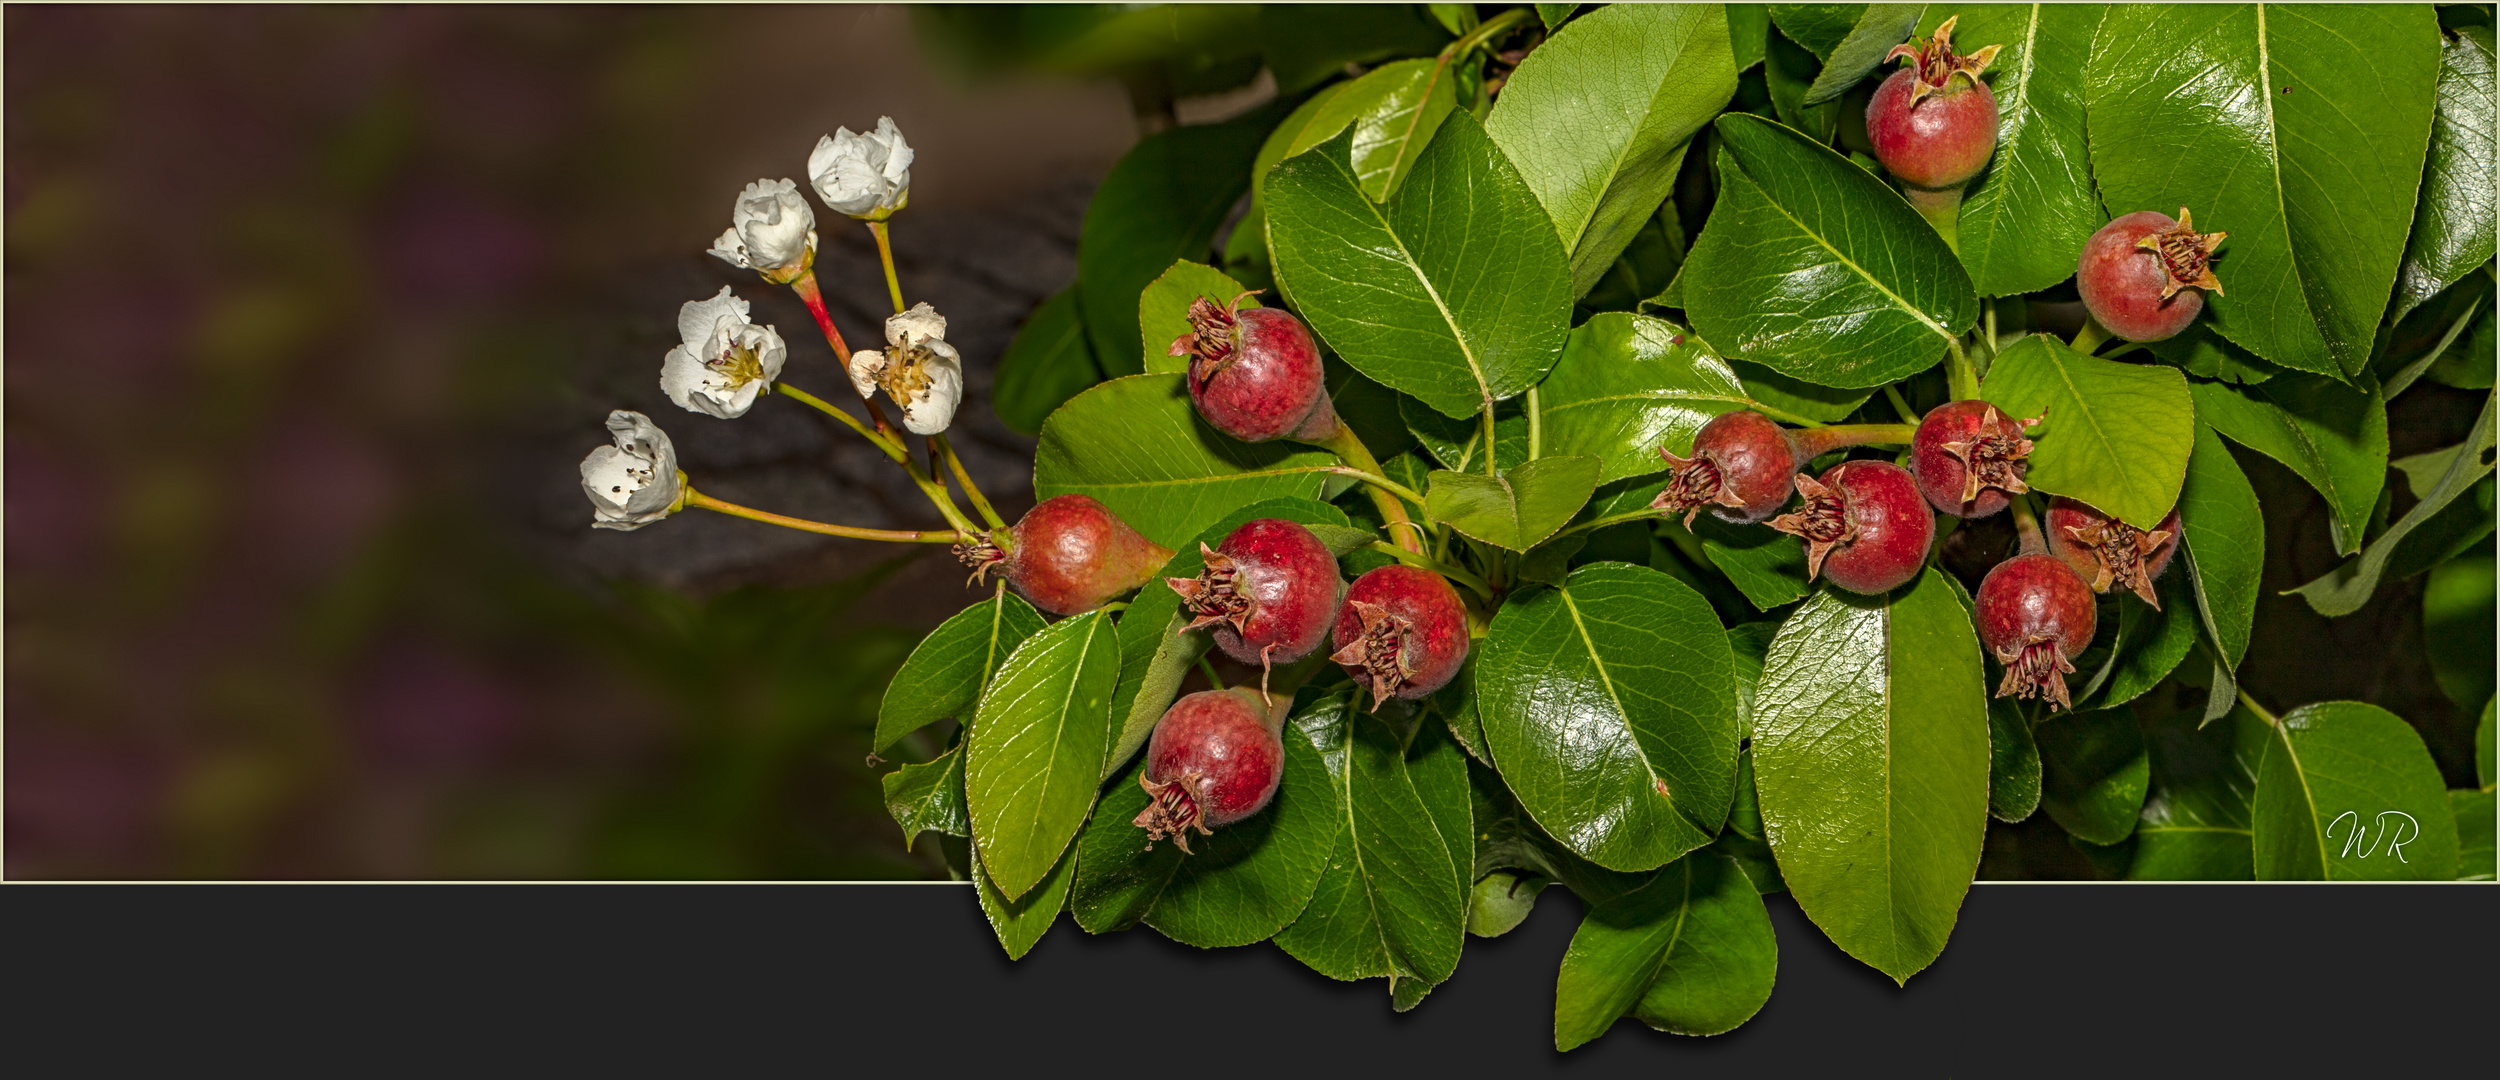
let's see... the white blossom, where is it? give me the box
[580,411,683,531]
[848,302,961,435]
[707,178,816,283]
[660,287,786,419]
[810,117,913,220]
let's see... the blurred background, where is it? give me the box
[6,4,2489,880]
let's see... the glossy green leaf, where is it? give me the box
[2189,372,2388,555]
[1404,393,1529,475]
[1582,202,1688,315]
[965,611,1122,900]
[1730,3,1771,71]
[2147,322,2283,386]
[1139,260,1258,375]
[874,590,1047,753]
[1801,4,1924,107]
[1727,359,1877,422]
[2084,5,2441,377]
[1727,621,1780,745]
[2480,695,2495,790]
[2088,571,2197,711]
[2452,788,2496,880]
[2291,391,2497,617]
[1768,5,1871,58]
[1428,4,1476,37]
[1274,689,1470,995]
[993,286,1104,436]
[1764,28,1841,145]
[1070,715,1337,946]
[1260,4,1453,94]
[1924,3,2106,298]
[1486,2,1735,294]
[2130,706,2267,880]
[1988,697,2041,824]
[1537,3,1578,31]
[882,747,968,851]
[1540,314,1764,485]
[1034,374,1337,551]
[1040,4,1261,72]
[1479,563,1742,872]
[1426,455,1603,552]
[2178,422,2263,668]
[2424,549,2498,713]
[974,841,1073,960]
[2251,702,2461,881]
[1694,513,1813,612]
[1553,853,1777,1049]
[1752,570,1989,984]
[1080,105,1277,375]
[1979,334,2193,531]
[1268,114,1573,419]
[2035,708,2150,845]
[1262,57,1461,206]
[1687,114,1977,389]
[2391,24,2497,324]
[1468,870,1549,937]
[1433,657,1489,766]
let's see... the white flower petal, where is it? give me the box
[727,178,815,277]
[896,342,961,436]
[885,302,947,349]
[676,286,750,350]
[581,410,681,530]
[707,227,752,270]
[810,119,912,218]
[847,348,886,400]
[659,344,721,417]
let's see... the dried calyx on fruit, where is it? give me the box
[1133,687,1287,854]
[2046,497,2180,607]
[1167,518,1345,692]
[1974,506,2098,711]
[956,493,1174,616]
[1330,565,1470,709]
[1171,291,1340,444]
[1910,400,2040,518]
[1866,16,2003,192]
[1767,459,1935,594]
[2076,208,2227,343]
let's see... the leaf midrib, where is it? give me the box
[1559,584,1670,826]
[1335,152,1495,406]
[1733,153,1955,344]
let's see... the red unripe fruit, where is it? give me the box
[1910,399,2036,518]
[1865,17,2003,190]
[955,494,1175,616]
[2076,209,2228,343]
[2045,497,2181,608]
[1172,292,1339,444]
[1768,459,1935,594]
[1329,565,1470,709]
[1974,552,2098,712]
[1134,686,1287,853]
[1166,518,1345,673]
[1651,410,1804,526]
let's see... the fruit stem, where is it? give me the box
[2101,342,2144,360]
[1442,5,1531,60]
[1525,387,1543,461]
[1793,422,1917,458]
[867,220,907,315]
[778,380,980,535]
[935,434,1008,530]
[684,487,967,544]
[775,381,904,461]
[1195,653,1226,691]
[1316,422,1426,555]
[1983,299,2000,361]
[1945,334,1979,401]
[2070,317,2110,355]
[1902,185,1963,253]
[2236,687,2281,727]
[1883,384,1920,424]
[1363,541,1495,601]
[1479,396,1500,478]
[2009,495,2046,556]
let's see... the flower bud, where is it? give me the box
[579,410,683,530]
[809,117,913,220]
[660,287,787,419]
[708,178,817,283]
[848,302,962,435]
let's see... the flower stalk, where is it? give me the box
[686,487,966,544]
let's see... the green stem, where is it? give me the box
[1195,653,1226,691]
[1748,403,1827,428]
[1555,510,1668,540]
[1365,542,1493,600]
[1983,298,2000,361]
[777,381,904,461]
[1903,185,1963,253]
[2009,495,2046,556]
[2070,316,2110,355]
[790,271,911,446]
[935,434,1008,530]
[2101,342,2145,360]
[1443,5,1532,59]
[2236,688,2281,727]
[1479,396,1499,478]
[1525,387,1543,461]
[686,488,965,543]
[867,221,907,315]
[1316,422,1426,554]
[1946,334,1979,401]
[1883,384,1920,425]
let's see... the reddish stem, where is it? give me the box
[1792,422,1918,459]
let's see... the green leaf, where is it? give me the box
[993,286,1104,436]
[1273,689,1470,993]
[2480,695,2495,790]
[2424,548,2498,713]
[1069,713,1338,945]
[874,590,1047,753]
[1553,853,1778,1049]
[2147,322,2283,386]
[2290,391,2497,617]
[2189,372,2388,556]
[1425,456,1603,552]
[1727,359,1877,422]
[964,611,1123,900]
[1988,698,2041,824]
[2252,702,2461,881]
[1694,513,1813,612]
[1536,4,1578,31]
[1262,57,1461,206]
[1428,3,1476,36]
[1752,570,1989,984]
[1540,313,1763,485]
[1924,3,2106,298]
[1468,870,1550,937]
[2085,570,2198,711]
[1138,260,1258,375]
[1768,5,1872,58]
[2178,422,2264,668]
[1080,104,1278,375]
[1479,563,1742,872]
[2452,788,2496,880]
[1260,4,1453,95]
[882,747,968,851]
[1040,4,1262,72]
[1267,113,1574,419]
[2035,708,2150,846]
[1404,393,1529,475]
[1034,374,1338,550]
[1801,4,1924,107]
[1727,621,1781,745]
[1764,25,1842,145]
[1485,2,1736,294]
[1687,114,1977,389]
[2391,24,2497,325]
[2129,706,2266,880]
[1729,3,1772,71]
[1978,334,2193,531]
[974,840,1073,960]
[2084,5,2442,377]
[1581,203,1688,315]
